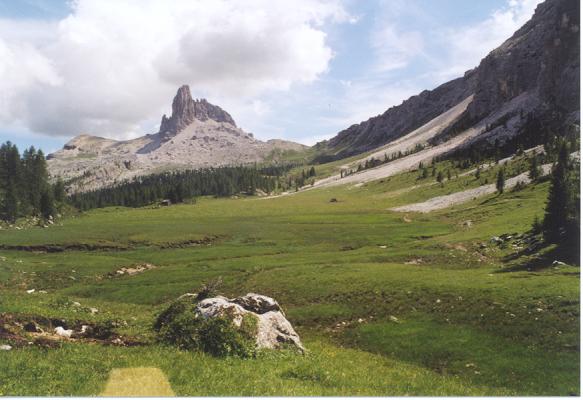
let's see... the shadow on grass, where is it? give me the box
[497,242,580,273]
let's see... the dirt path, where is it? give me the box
[101,367,175,396]
[390,164,553,213]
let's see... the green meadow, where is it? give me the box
[0,163,579,396]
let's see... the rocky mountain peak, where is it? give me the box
[159,85,236,135]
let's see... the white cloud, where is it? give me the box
[0,0,350,138]
[434,0,542,80]
[370,25,424,72]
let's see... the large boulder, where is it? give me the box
[195,294,304,352]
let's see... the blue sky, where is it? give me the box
[0,0,541,154]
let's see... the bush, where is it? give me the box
[154,298,257,357]
[196,277,223,301]
[197,315,257,357]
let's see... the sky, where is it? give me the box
[0,0,543,154]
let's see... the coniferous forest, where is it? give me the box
[0,142,65,222]
[69,165,289,210]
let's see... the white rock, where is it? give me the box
[0,344,12,351]
[26,289,35,294]
[194,293,304,352]
[54,327,73,338]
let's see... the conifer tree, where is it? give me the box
[543,140,578,243]
[528,155,542,181]
[496,169,505,194]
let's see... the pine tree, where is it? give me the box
[53,179,66,204]
[543,141,577,243]
[528,156,542,181]
[496,169,505,194]
[436,171,444,184]
[40,189,55,220]
[0,142,21,222]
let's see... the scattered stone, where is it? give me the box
[54,326,74,338]
[114,263,157,276]
[389,315,400,323]
[490,236,503,245]
[462,220,473,228]
[89,307,99,315]
[26,289,35,294]
[405,258,423,265]
[435,299,442,304]
[379,245,387,249]
[552,260,567,266]
[0,344,12,351]
[177,293,198,300]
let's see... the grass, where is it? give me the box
[0,160,579,396]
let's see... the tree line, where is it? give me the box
[70,165,283,210]
[0,142,65,222]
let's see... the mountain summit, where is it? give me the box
[159,85,236,135]
[319,0,579,160]
[47,86,306,192]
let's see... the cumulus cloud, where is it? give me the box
[433,0,543,80]
[370,25,424,72]
[0,0,350,138]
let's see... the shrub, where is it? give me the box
[197,315,257,357]
[154,298,257,357]
[196,278,223,301]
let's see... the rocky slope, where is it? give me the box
[319,0,579,160]
[48,86,306,192]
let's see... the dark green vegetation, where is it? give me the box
[0,142,65,223]
[0,154,579,395]
[543,140,580,251]
[154,296,257,357]
[70,164,294,210]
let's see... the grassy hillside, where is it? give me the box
[0,163,579,396]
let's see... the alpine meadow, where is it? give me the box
[0,0,580,397]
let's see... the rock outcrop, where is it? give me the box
[195,293,305,352]
[321,0,579,159]
[465,0,579,123]
[159,85,236,135]
[322,71,477,160]
[47,85,307,192]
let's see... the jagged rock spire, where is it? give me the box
[159,85,236,134]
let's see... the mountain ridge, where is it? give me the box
[47,86,307,192]
[318,0,579,160]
